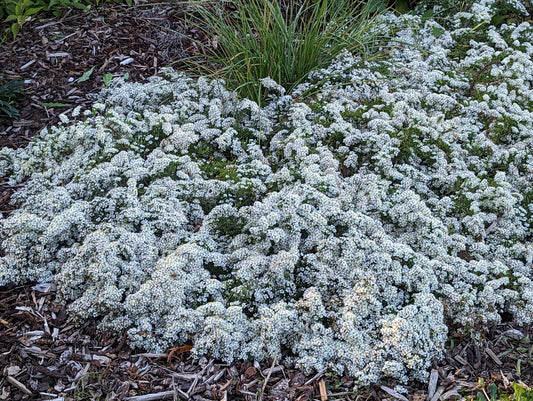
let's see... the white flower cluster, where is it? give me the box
[0,0,531,387]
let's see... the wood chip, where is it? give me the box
[187,359,212,397]
[258,355,278,401]
[20,60,36,70]
[501,370,510,387]
[120,57,135,65]
[441,386,462,400]
[205,367,226,384]
[485,220,498,235]
[262,365,283,376]
[12,120,34,127]
[31,283,57,292]
[124,391,177,401]
[380,385,408,401]
[430,386,444,401]
[134,352,167,358]
[172,373,198,381]
[319,379,328,401]
[219,378,233,392]
[502,329,524,340]
[238,389,257,396]
[428,369,439,399]
[46,52,70,58]
[244,366,257,379]
[486,347,503,365]
[454,354,469,365]
[6,376,32,395]
[4,365,21,376]
[304,368,327,386]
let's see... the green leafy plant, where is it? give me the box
[474,382,533,401]
[0,75,23,121]
[73,371,110,401]
[77,66,95,83]
[512,382,533,401]
[1,0,132,40]
[185,0,385,105]
[102,72,113,87]
[1,0,89,38]
[1,0,42,37]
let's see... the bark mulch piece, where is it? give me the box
[1,2,533,400]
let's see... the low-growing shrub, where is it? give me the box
[0,0,531,387]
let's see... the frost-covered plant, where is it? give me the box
[0,0,532,387]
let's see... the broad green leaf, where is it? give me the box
[432,26,445,38]
[421,9,433,23]
[123,72,129,80]
[25,7,42,16]
[488,383,498,401]
[512,383,533,401]
[71,2,90,10]
[491,14,506,26]
[103,73,113,87]
[77,66,95,83]
[11,23,19,37]
[394,0,409,13]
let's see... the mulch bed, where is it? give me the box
[1,2,533,400]
[0,0,195,149]
[1,281,532,400]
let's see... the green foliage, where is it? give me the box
[77,66,95,83]
[1,0,87,38]
[73,371,110,401]
[0,0,132,40]
[185,0,385,105]
[0,75,23,121]
[466,382,533,401]
[512,383,533,401]
[102,73,113,87]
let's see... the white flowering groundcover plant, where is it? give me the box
[0,0,532,386]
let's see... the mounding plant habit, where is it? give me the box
[0,0,532,387]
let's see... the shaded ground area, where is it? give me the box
[1,2,532,400]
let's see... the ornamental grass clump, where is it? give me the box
[184,0,384,105]
[0,0,532,387]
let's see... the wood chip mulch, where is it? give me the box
[1,2,533,400]
[0,0,197,149]
[1,281,532,401]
